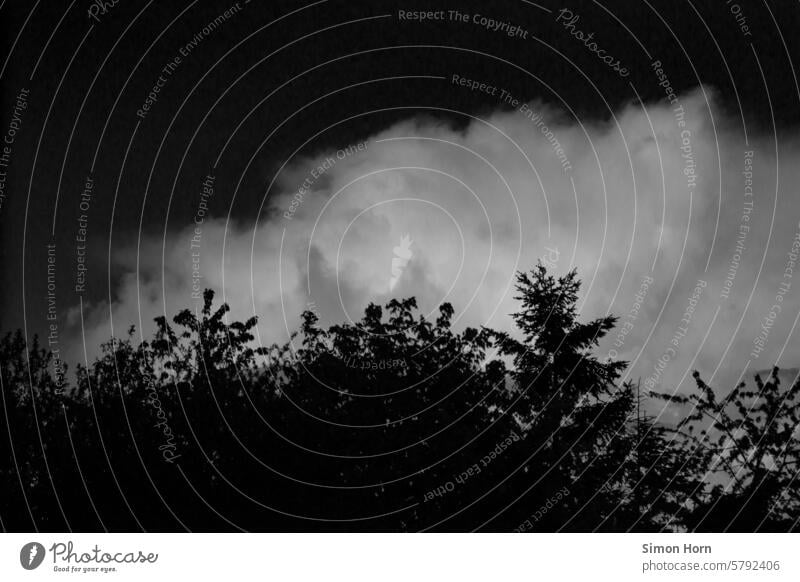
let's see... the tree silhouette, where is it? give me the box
[486,266,681,531]
[1,266,798,531]
[654,368,800,531]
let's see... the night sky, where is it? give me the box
[1,0,799,370]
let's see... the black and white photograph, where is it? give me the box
[1,0,799,579]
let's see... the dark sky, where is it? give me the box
[1,0,798,338]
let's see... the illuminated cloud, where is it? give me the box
[67,87,800,400]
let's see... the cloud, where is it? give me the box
[65,86,800,401]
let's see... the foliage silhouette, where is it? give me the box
[1,266,797,531]
[654,368,800,531]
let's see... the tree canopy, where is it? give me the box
[1,266,797,531]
